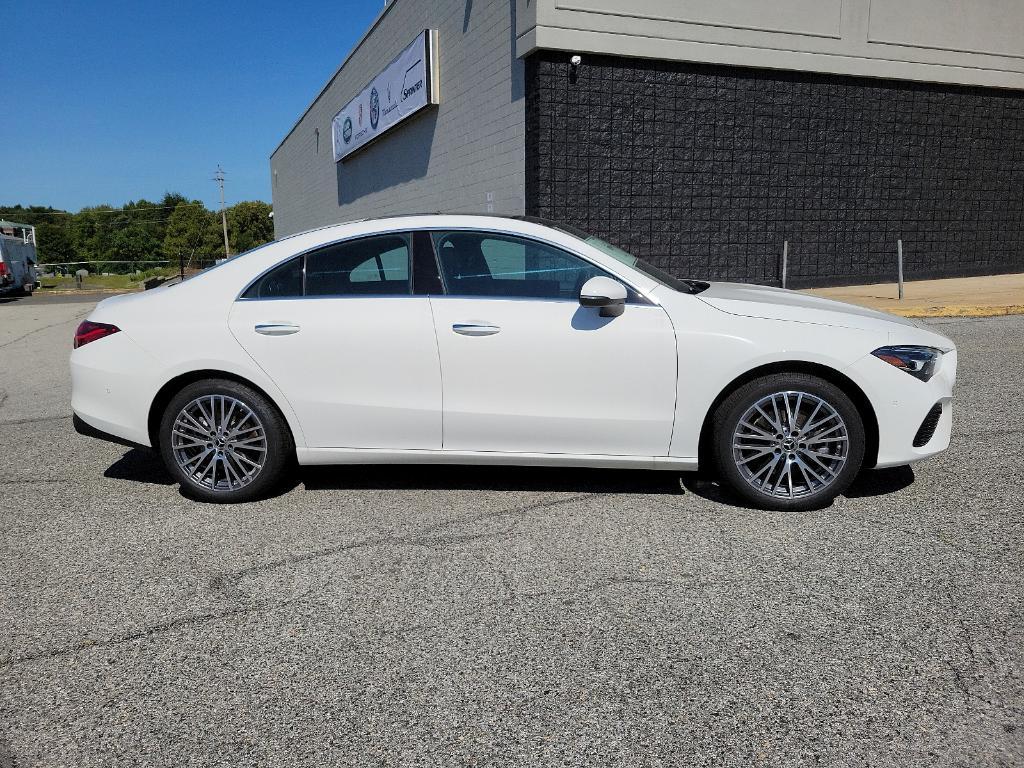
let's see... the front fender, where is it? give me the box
[667,310,884,460]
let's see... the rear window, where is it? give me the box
[240,234,412,299]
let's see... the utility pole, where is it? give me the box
[214,165,231,258]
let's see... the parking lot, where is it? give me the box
[1,292,1021,767]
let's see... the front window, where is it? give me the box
[431,231,613,300]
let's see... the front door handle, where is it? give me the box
[452,323,500,337]
[255,323,301,336]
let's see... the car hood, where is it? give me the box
[697,281,925,333]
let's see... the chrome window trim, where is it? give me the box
[235,225,657,304]
[230,293,667,306]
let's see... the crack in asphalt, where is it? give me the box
[0,602,295,668]
[209,493,598,600]
[0,479,68,485]
[0,414,71,427]
[0,311,88,350]
[1,493,601,669]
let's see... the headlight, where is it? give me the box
[871,345,943,382]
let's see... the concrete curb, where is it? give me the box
[37,288,141,296]
[882,305,1024,318]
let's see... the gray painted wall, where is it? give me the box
[271,0,526,238]
[516,0,1024,90]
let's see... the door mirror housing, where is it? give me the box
[579,276,627,317]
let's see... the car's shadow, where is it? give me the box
[104,448,175,485]
[104,448,915,502]
[844,465,916,498]
[681,465,916,510]
[300,464,685,494]
[105,448,685,496]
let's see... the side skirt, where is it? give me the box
[296,447,698,471]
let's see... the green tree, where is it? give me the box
[109,222,160,269]
[226,201,274,254]
[72,206,117,264]
[35,221,76,264]
[163,200,220,268]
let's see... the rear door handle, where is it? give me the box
[452,323,500,337]
[254,323,301,336]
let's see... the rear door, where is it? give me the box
[425,229,678,457]
[228,233,442,449]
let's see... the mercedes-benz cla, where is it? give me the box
[71,215,956,509]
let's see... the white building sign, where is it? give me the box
[332,30,439,162]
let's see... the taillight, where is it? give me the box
[74,321,121,349]
[0,261,9,277]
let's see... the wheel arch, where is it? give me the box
[147,369,298,452]
[696,360,880,476]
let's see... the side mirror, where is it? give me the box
[579,276,627,317]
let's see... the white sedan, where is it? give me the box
[71,215,956,509]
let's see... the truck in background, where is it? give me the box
[0,220,40,297]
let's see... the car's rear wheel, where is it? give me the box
[712,373,865,511]
[158,379,293,503]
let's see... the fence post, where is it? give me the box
[781,240,789,289]
[897,239,904,301]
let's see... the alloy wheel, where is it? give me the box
[731,390,850,500]
[170,394,268,492]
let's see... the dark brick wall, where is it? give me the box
[525,51,1024,288]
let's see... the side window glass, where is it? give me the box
[242,257,302,299]
[431,231,606,300]
[306,235,410,296]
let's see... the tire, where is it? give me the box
[158,378,294,503]
[712,373,865,511]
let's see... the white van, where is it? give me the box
[0,220,40,297]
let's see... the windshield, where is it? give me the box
[523,217,709,294]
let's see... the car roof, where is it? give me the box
[270,214,576,249]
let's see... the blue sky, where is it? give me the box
[1,0,383,212]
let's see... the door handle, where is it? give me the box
[452,323,500,337]
[254,323,301,336]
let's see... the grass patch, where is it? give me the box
[38,267,180,292]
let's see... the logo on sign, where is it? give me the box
[369,87,380,129]
[342,117,353,144]
[382,83,398,119]
[401,60,424,102]
[358,103,363,127]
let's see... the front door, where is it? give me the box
[228,233,442,449]
[426,230,677,456]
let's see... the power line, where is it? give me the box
[0,202,245,217]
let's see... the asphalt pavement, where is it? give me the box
[0,291,1021,767]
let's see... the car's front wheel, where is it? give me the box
[712,373,865,511]
[158,378,294,503]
